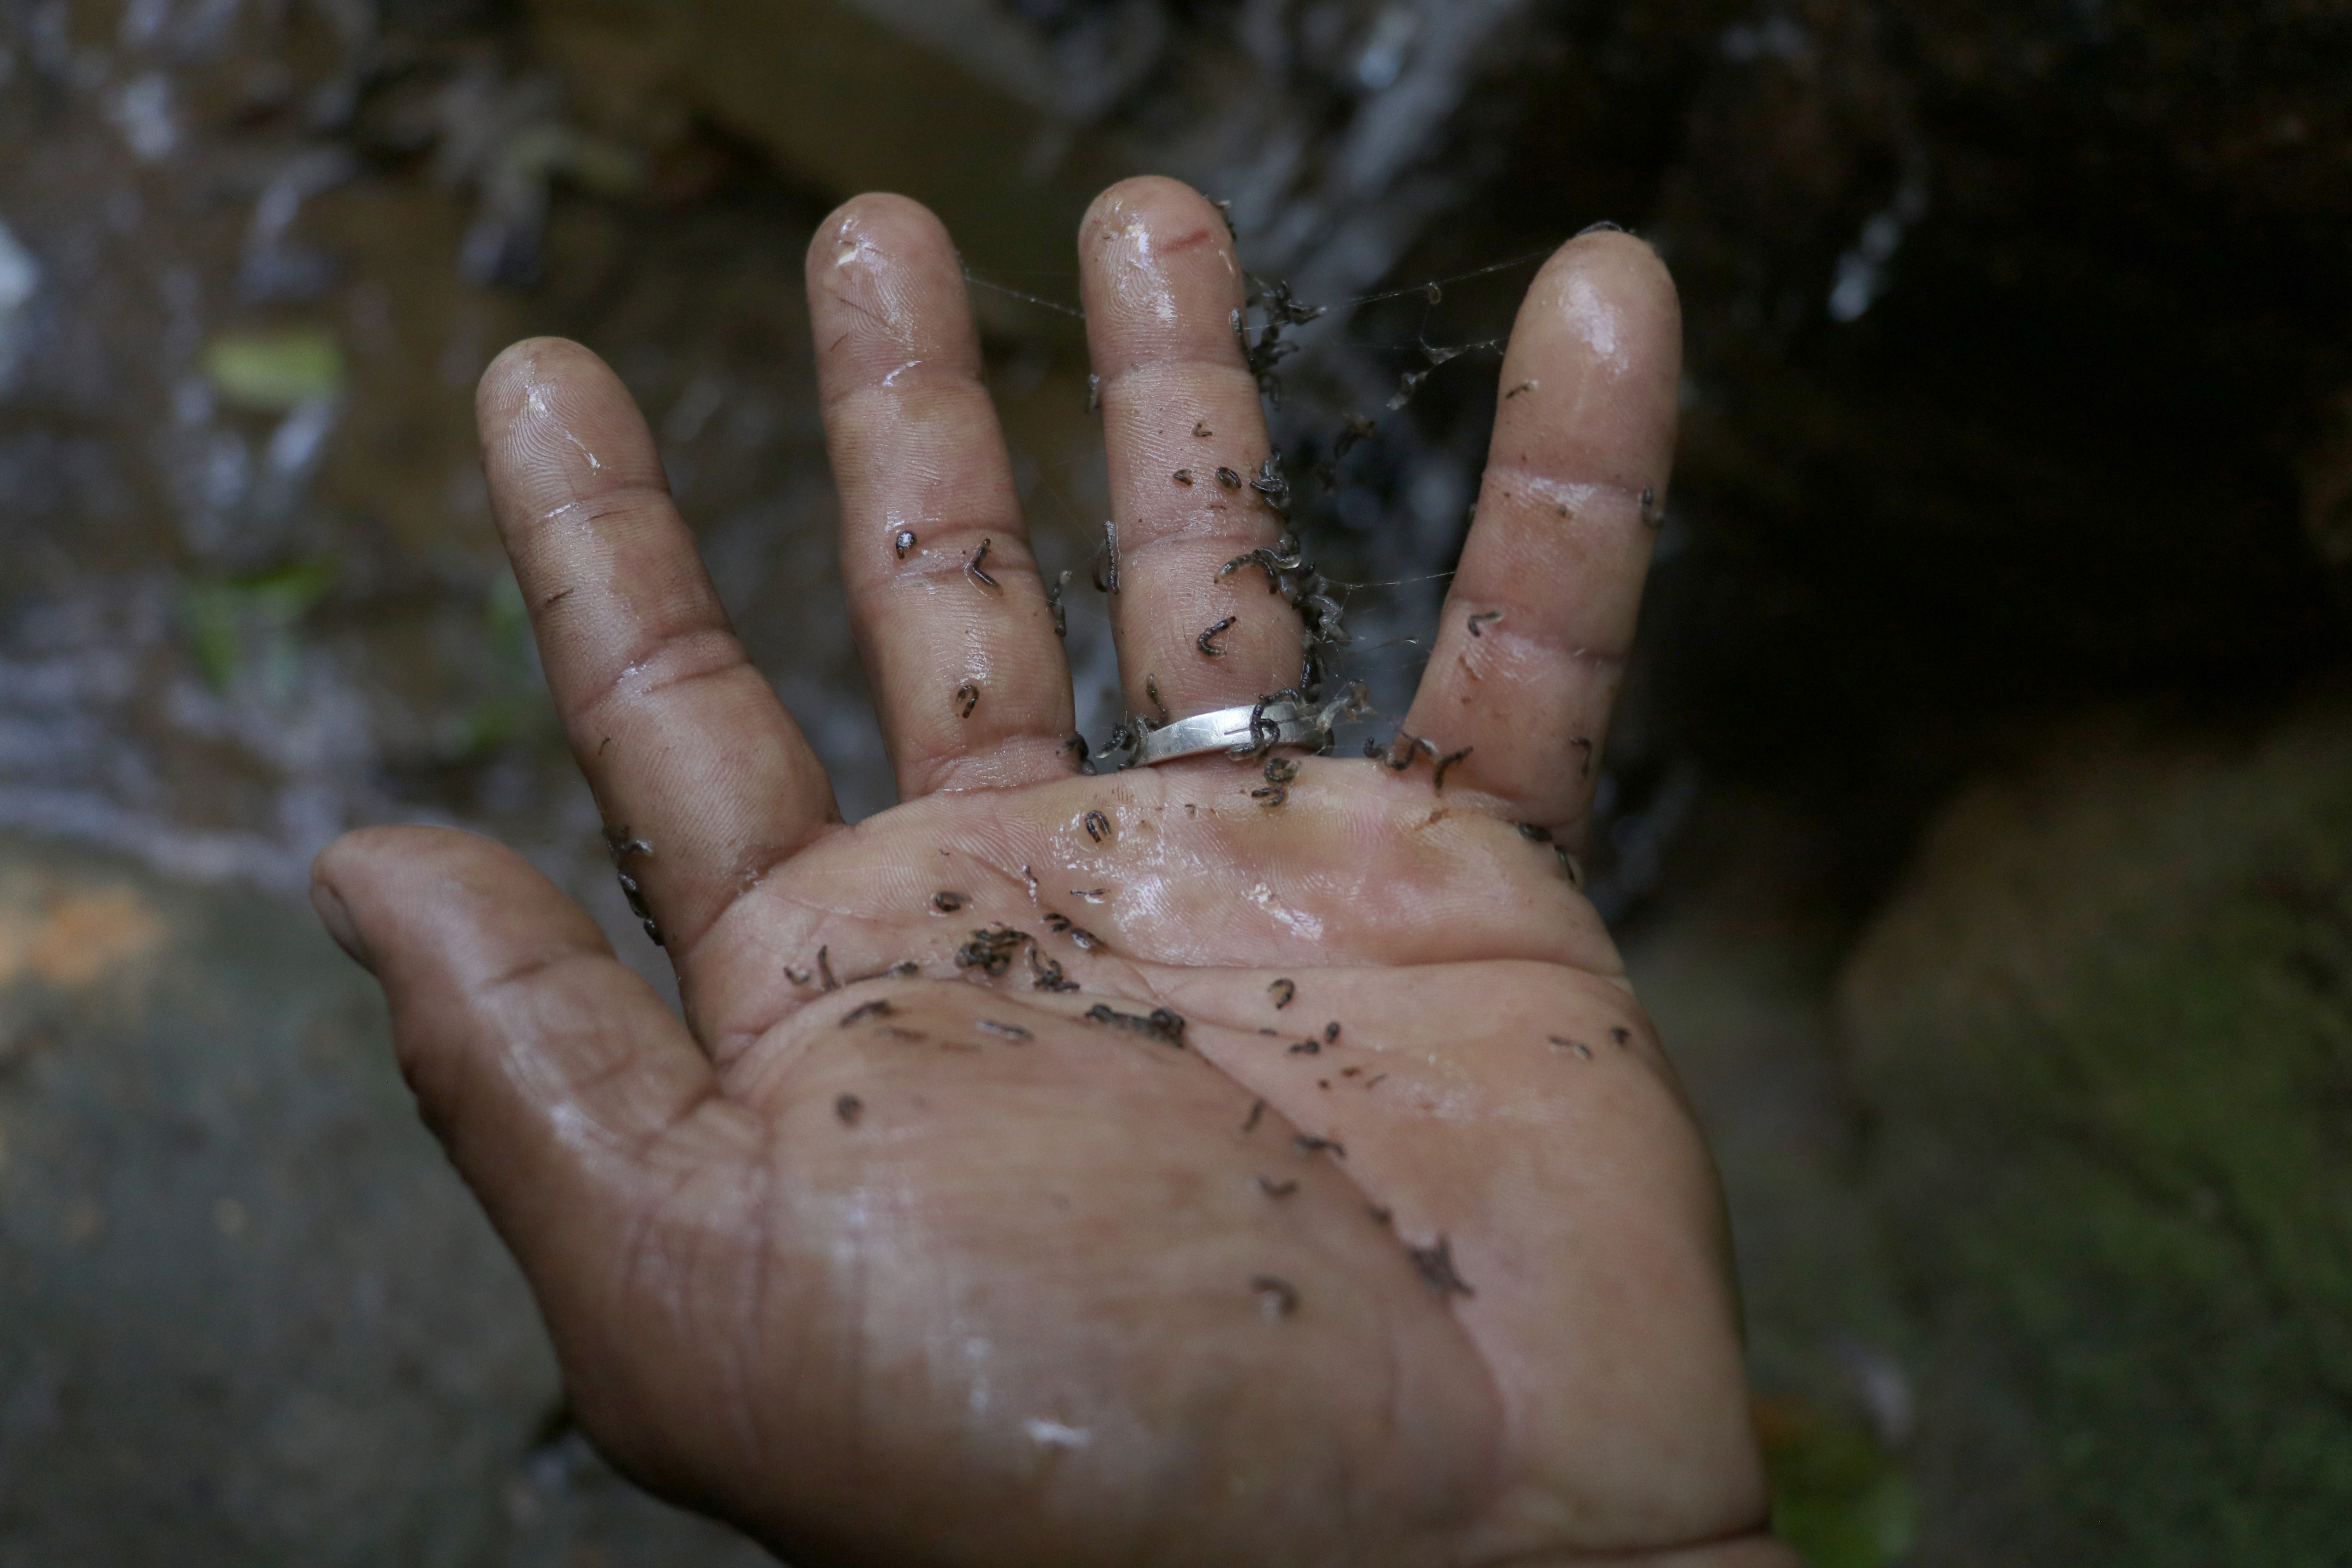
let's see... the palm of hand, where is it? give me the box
[316,179,1780,1568]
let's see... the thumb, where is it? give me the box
[311,825,723,1307]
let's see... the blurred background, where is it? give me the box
[0,0,2347,1563]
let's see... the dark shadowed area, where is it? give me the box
[0,2,2346,1564]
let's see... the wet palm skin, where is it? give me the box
[309,177,1793,1568]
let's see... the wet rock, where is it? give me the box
[1835,701,2352,1564]
[2300,387,2352,611]
[1621,790,1918,1568]
[523,0,1140,333]
[0,837,769,1566]
[0,215,37,394]
[1535,1,2352,783]
[0,4,897,897]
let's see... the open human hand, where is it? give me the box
[309,177,1786,1568]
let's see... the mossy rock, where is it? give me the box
[1836,702,2352,1565]
[1757,1396,1916,1568]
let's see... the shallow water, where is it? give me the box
[2,4,592,891]
[0,2,1579,953]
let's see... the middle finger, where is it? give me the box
[1080,177,1305,730]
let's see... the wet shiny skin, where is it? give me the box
[312,177,1792,1567]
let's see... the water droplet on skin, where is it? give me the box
[1023,1417,1091,1448]
[1562,272,1628,372]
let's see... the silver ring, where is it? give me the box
[1128,701,1325,768]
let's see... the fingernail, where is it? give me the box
[309,880,372,971]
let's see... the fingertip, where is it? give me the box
[476,336,601,428]
[1077,176,1145,243]
[807,192,975,372]
[1081,174,1214,228]
[316,821,488,877]
[1560,223,1675,282]
[308,857,369,971]
[309,824,441,931]
[1080,174,1167,237]
[478,336,640,443]
[314,826,613,983]
[1077,176,1247,366]
[1526,230,1683,378]
[811,191,951,272]
[312,826,486,979]
[1080,175,1233,263]
[475,339,668,544]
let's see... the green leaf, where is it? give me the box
[202,327,344,413]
